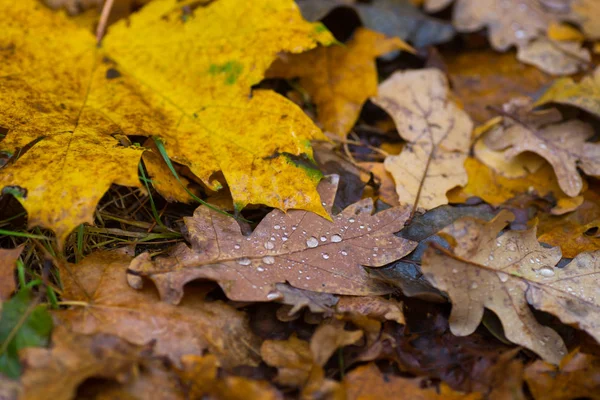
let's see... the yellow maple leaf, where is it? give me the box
[0,0,334,247]
[267,28,413,137]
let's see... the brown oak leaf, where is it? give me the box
[54,249,260,368]
[483,105,599,197]
[19,326,151,400]
[128,175,417,303]
[344,363,482,400]
[524,349,600,400]
[421,210,570,363]
[373,69,472,210]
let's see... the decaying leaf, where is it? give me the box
[261,320,360,396]
[0,245,23,300]
[525,250,600,346]
[421,210,571,363]
[444,49,554,123]
[538,189,600,257]
[260,334,314,387]
[267,28,412,137]
[374,69,472,210]
[344,363,482,400]
[129,175,418,303]
[447,157,581,215]
[178,354,283,400]
[19,326,150,400]
[0,0,334,245]
[54,250,260,368]
[524,349,600,400]
[336,295,405,325]
[430,0,589,51]
[536,66,600,118]
[482,107,599,197]
[310,319,363,366]
[516,38,591,76]
[296,0,455,47]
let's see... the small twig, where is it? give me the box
[96,0,115,44]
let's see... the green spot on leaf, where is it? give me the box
[208,61,244,85]
[282,152,323,182]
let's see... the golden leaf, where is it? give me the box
[267,28,413,137]
[0,0,335,246]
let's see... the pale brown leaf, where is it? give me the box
[0,245,23,301]
[421,210,568,363]
[374,69,472,210]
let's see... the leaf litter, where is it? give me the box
[1,0,600,397]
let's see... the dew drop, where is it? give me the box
[273,225,281,230]
[452,268,458,274]
[507,243,516,252]
[341,250,348,256]
[262,256,275,265]
[497,272,509,283]
[306,237,319,248]
[266,291,282,300]
[257,266,265,272]
[282,237,288,242]
[237,257,251,266]
[264,241,274,250]
[320,236,327,242]
[470,282,478,289]
[306,276,311,280]
[322,253,330,259]
[349,217,356,223]
[529,258,535,264]
[331,234,342,242]
[234,244,240,250]
[359,225,365,229]
[488,254,494,261]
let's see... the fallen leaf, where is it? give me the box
[421,210,569,363]
[0,289,52,378]
[436,0,576,51]
[344,363,483,400]
[0,0,334,245]
[267,28,413,137]
[538,189,600,257]
[311,319,363,366]
[535,66,600,118]
[473,134,546,179]
[54,250,260,368]
[547,21,586,42]
[77,358,186,400]
[0,245,23,300]
[274,283,339,316]
[296,0,455,47]
[260,334,314,387]
[19,326,151,400]
[447,157,581,214]
[483,110,599,197]
[444,49,553,123]
[524,349,600,400]
[525,250,600,346]
[129,175,418,303]
[374,69,473,210]
[336,296,405,325]
[178,354,283,400]
[516,39,591,76]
